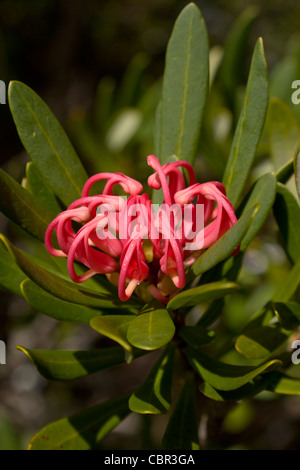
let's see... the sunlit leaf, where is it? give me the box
[222,38,268,207]
[185,347,281,391]
[158,3,209,163]
[199,377,267,402]
[28,395,130,450]
[129,344,175,414]
[21,280,101,324]
[235,326,289,360]
[127,309,175,351]
[272,301,300,330]
[17,346,127,381]
[90,315,135,363]
[167,281,240,310]
[266,372,300,395]
[238,172,277,251]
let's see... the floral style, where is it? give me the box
[45,155,238,304]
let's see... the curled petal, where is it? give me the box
[45,206,90,257]
[82,172,143,198]
[67,216,119,283]
[175,182,237,251]
[148,157,196,201]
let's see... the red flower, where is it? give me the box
[45,156,238,303]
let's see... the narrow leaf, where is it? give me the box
[238,172,277,251]
[8,81,87,206]
[294,143,300,202]
[268,97,300,170]
[167,281,240,310]
[25,162,62,214]
[162,375,199,450]
[127,309,175,351]
[199,377,267,402]
[21,280,101,324]
[266,371,300,395]
[272,301,300,330]
[3,237,131,309]
[235,326,289,360]
[273,182,300,264]
[159,3,209,163]
[219,6,258,106]
[90,315,135,363]
[185,347,281,391]
[129,344,175,414]
[0,239,27,296]
[17,346,127,381]
[272,255,300,302]
[28,394,130,450]
[0,168,54,242]
[222,38,268,207]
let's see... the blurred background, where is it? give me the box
[1,0,300,450]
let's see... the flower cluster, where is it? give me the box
[45,155,238,304]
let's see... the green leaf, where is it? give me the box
[294,143,300,202]
[25,162,62,214]
[159,3,209,163]
[3,237,132,309]
[154,101,162,158]
[222,38,268,207]
[235,326,289,360]
[185,347,281,391]
[273,182,300,264]
[28,394,130,450]
[0,239,27,296]
[179,326,215,348]
[0,168,54,242]
[21,280,101,324]
[267,97,300,171]
[167,281,240,310]
[127,309,175,351]
[128,344,175,414]
[17,346,127,381]
[238,172,277,251]
[199,377,267,402]
[266,372,300,395]
[8,81,87,206]
[272,255,300,302]
[90,315,135,363]
[219,6,258,106]
[276,159,294,184]
[162,375,199,450]
[272,301,300,330]
[192,205,258,276]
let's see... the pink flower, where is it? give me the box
[45,156,238,304]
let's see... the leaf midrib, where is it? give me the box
[14,85,83,198]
